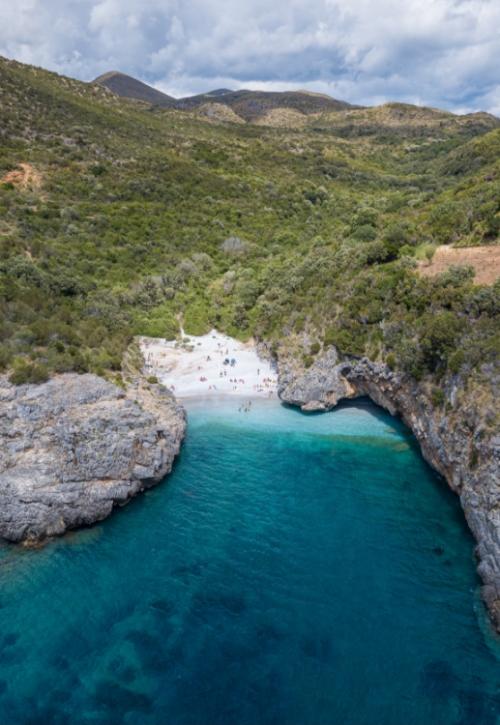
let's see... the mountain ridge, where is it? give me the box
[93,71,356,120]
[92,70,499,127]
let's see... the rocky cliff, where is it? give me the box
[0,373,186,543]
[279,349,500,631]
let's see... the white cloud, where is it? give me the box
[0,0,499,113]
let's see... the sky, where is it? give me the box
[1,0,499,114]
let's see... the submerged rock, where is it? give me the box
[278,349,500,631]
[0,373,186,543]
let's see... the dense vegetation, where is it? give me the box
[0,56,498,390]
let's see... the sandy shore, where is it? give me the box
[139,330,278,399]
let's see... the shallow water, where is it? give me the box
[0,398,498,725]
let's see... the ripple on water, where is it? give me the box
[0,397,498,725]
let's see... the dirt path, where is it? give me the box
[418,245,500,285]
[1,163,42,190]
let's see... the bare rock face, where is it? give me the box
[278,350,500,631]
[278,347,355,410]
[0,373,186,543]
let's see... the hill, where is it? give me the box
[93,70,356,119]
[175,88,355,120]
[0,54,498,392]
[93,71,175,107]
[92,71,500,134]
[307,102,500,139]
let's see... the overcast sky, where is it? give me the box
[1,0,499,114]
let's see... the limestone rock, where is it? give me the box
[0,373,186,543]
[278,347,354,410]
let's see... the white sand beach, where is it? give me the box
[139,330,278,399]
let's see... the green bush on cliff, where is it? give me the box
[9,360,49,385]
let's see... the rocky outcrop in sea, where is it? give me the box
[0,373,186,543]
[279,348,500,631]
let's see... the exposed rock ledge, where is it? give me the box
[279,348,500,631]
[0,373,186,543]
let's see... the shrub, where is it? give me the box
[323,329,337,347]
[385,352,396,370]
[428,201,467,244]
[418,312,464,372]
[364,241,393,264]
[0,346,11,371]
[90,164,107,176]
[183,300,212,336]
[353,208,378,227]
[431,387,445,407]
[422,244,437,263]
[384,222,413,246]
[329,327,366,356]
[448,350,465,374]
[352,224,377,242]
[9,360,49,385]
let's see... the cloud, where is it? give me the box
[1,0,499,113]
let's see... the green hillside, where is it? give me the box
[0,55,498,388]
[175,88,355,120]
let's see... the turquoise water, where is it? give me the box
[0,398,498,725]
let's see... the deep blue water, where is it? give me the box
[0,398,498,725]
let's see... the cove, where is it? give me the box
[0,398,498,725]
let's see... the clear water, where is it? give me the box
[0,398,498,725]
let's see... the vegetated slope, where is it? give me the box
[175,89,355,121]
[0,54,498,402]
[92,69,500,134]
[308,102,500,140]
[194,103,246,124]
[93,71,175,107]
[93,69,356,120]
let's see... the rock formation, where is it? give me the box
[0,373,186,543]
[279,349,500,631]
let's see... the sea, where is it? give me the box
[0,397,498,725]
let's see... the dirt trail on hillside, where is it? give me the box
[2,163,42,190]
[419,245,500,285]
